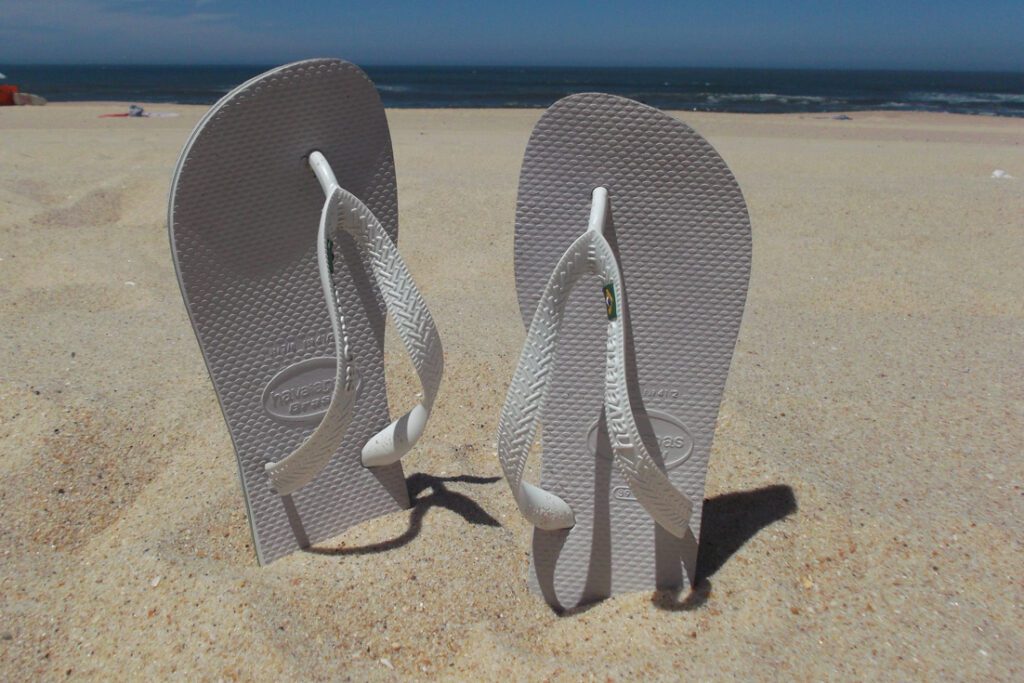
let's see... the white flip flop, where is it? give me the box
[169,59,442,564]
[498,93,751,608]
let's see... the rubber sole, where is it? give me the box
[169,59,409,564]
[514,93,751,608]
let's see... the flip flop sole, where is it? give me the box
[514,93,751,608]
[169,59,409,564]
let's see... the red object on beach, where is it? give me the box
[0,85,19,106]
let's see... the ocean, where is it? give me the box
[4,65,1023,117]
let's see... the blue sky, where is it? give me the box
[0,1,1021,70]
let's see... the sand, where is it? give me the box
[1,103,1022,680]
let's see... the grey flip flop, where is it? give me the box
[497,93,751,609]
[169,59,443,564]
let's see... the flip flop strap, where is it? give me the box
[497,188,692,537]
[324,184,444,467]
[263,190,360,496]
[265,153,443,495]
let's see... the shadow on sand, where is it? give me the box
[304,473,501,556]
[651,484,797,611]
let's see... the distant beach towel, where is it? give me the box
[99,104,178,118]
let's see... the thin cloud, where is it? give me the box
[0,0,277,63]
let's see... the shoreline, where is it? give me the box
[34,100,1024,119]
[17,103,1023,147]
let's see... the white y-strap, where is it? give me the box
[265,152,443,495]
[496,188,693,537]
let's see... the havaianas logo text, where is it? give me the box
[603,283,617,320]
[586,410,695,470]
[262,357,337,423]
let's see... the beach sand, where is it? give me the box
[1,103,1021,680]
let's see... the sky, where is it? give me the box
[0,1,1021,71]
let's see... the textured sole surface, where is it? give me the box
[514,93,751,608]
[169,59,409,564]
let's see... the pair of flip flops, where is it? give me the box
[169,59,751,610]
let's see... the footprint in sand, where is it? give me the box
[31,185,125,228]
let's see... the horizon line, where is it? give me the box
[2,62,1023,75]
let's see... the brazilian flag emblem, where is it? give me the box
[325,237,335,274]
[603,283,617,320]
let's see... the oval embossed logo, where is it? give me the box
[262,357,336,423]
[587,409,694,470]
[611,486,637,501]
